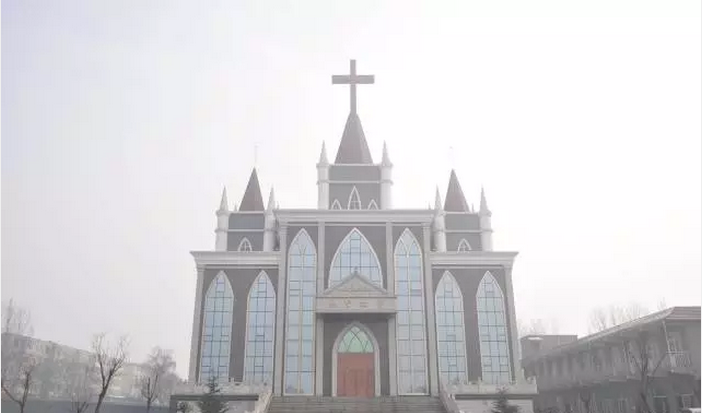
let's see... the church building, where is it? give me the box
[186,60,528,401]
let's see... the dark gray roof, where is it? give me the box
[523,307,701,362]
[334,112,373,164]
[444,170,470,212]
[239,168,264,211]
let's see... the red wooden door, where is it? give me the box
[337,353,374,397]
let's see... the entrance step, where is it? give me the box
[267,396,447,413]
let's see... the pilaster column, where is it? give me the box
[273,225,288,395]
[315,222,325,395]
[188,266,205,383]
[422,224,439,395]
[386,223,397,395]
[504,264,522,380]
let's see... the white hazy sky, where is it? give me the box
[2,1,701,378]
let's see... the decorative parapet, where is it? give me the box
[173,381,270,396]
[245,387,272,413]
[444,377,538,396]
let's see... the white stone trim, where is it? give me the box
[226,229,265,233]
[328,228,384,289]
[275,209,434,224]
[368,199,379,210]
[238,238,253,252]
[422,225,440,396]
[315,223,325,395]
[457,239,472,252]
[188,267,205,383]
[331,322,381,397]
[504,266,522,381]
[273,227,288,395]
[347,186,362,210]
[386,223,397,395]
[331,200,342,210]
[430,251,518,266]
[191,251,280,267]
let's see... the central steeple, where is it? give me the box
[332,59,375,164]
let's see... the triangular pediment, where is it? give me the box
[323,273,390,298]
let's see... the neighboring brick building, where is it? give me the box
[521,307,701,413]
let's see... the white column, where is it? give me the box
[422,224,440,395]
[315,222,325,395]
[504,264,522,380]
[273,226,288,395]
[380,166,393,209]
[188,266,205,383]
[317,166,329,209]
[386,223,397,395]
[480,214,493,251]
[215,212,229,251]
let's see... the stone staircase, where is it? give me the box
[267,396,447,413]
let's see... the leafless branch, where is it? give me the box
[92,333,129,413]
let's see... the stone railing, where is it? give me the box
[438,381,463,413]
[174,380,270,396]
[443,377,538,396]
[244,387,272,413]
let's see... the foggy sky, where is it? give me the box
[2,0,700,378]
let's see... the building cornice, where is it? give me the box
[276,209,434,224]
[191,251,280,268]
[430,251,518,266]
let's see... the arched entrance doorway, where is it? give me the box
[332,323,380,397]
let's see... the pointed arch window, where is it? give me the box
[329,229,382,288]
[348,187,362,210]
[238,238,253,252]
[338,326,374,353]
[457,239,471,252]
[395,229,428,394]
[476,271,511,384]
[368,199,379,210]
[200,271,234,382]
[331,200,342,210]
[435,271,468,385]
[244,271,276,384]
[284,230,316,394]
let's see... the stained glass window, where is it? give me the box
[338,326,374,353]
[284,230,316,395]
[476,271,511,384]
[329,229,382,288]
[395,229,428,394]
[200,271,234,382]
[244,271,276,384]
[435,271,468,385]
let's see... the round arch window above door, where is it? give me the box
[332,323,381,398]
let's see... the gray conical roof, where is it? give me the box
[239,168,264,211]
[334,112,373,164]
[444,169,470,212]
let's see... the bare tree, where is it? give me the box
[588,303,650,333]
[518,318,561,338]
[139,347,177,413]
[92,333,128,413]
[65,355,97,413]
[1,300,37,413]
[626,332,667,413]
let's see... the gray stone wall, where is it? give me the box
[329,183,381,210]
[446,232,482,252]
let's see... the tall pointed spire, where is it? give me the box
[239,168,265,211]
[334,113,373,164]
[318,141,329,166]
[219,187,229,211]
[480,186,491,215]
[267,187,276,211]
[434,187,443,211]
[382,141,392,166]
[444,170,470,212]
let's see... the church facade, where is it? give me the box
[187,61,523,399]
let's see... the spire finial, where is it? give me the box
[480,186,491,215]
[434,186,443,211]
[267,187,276,211]
[318,141,329,166]
[382,141,392,166]
[332,59,375,115]
[219,187,229,211]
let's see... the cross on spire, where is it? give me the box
[332,59,374,114]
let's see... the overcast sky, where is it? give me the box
[2,0,700,378]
